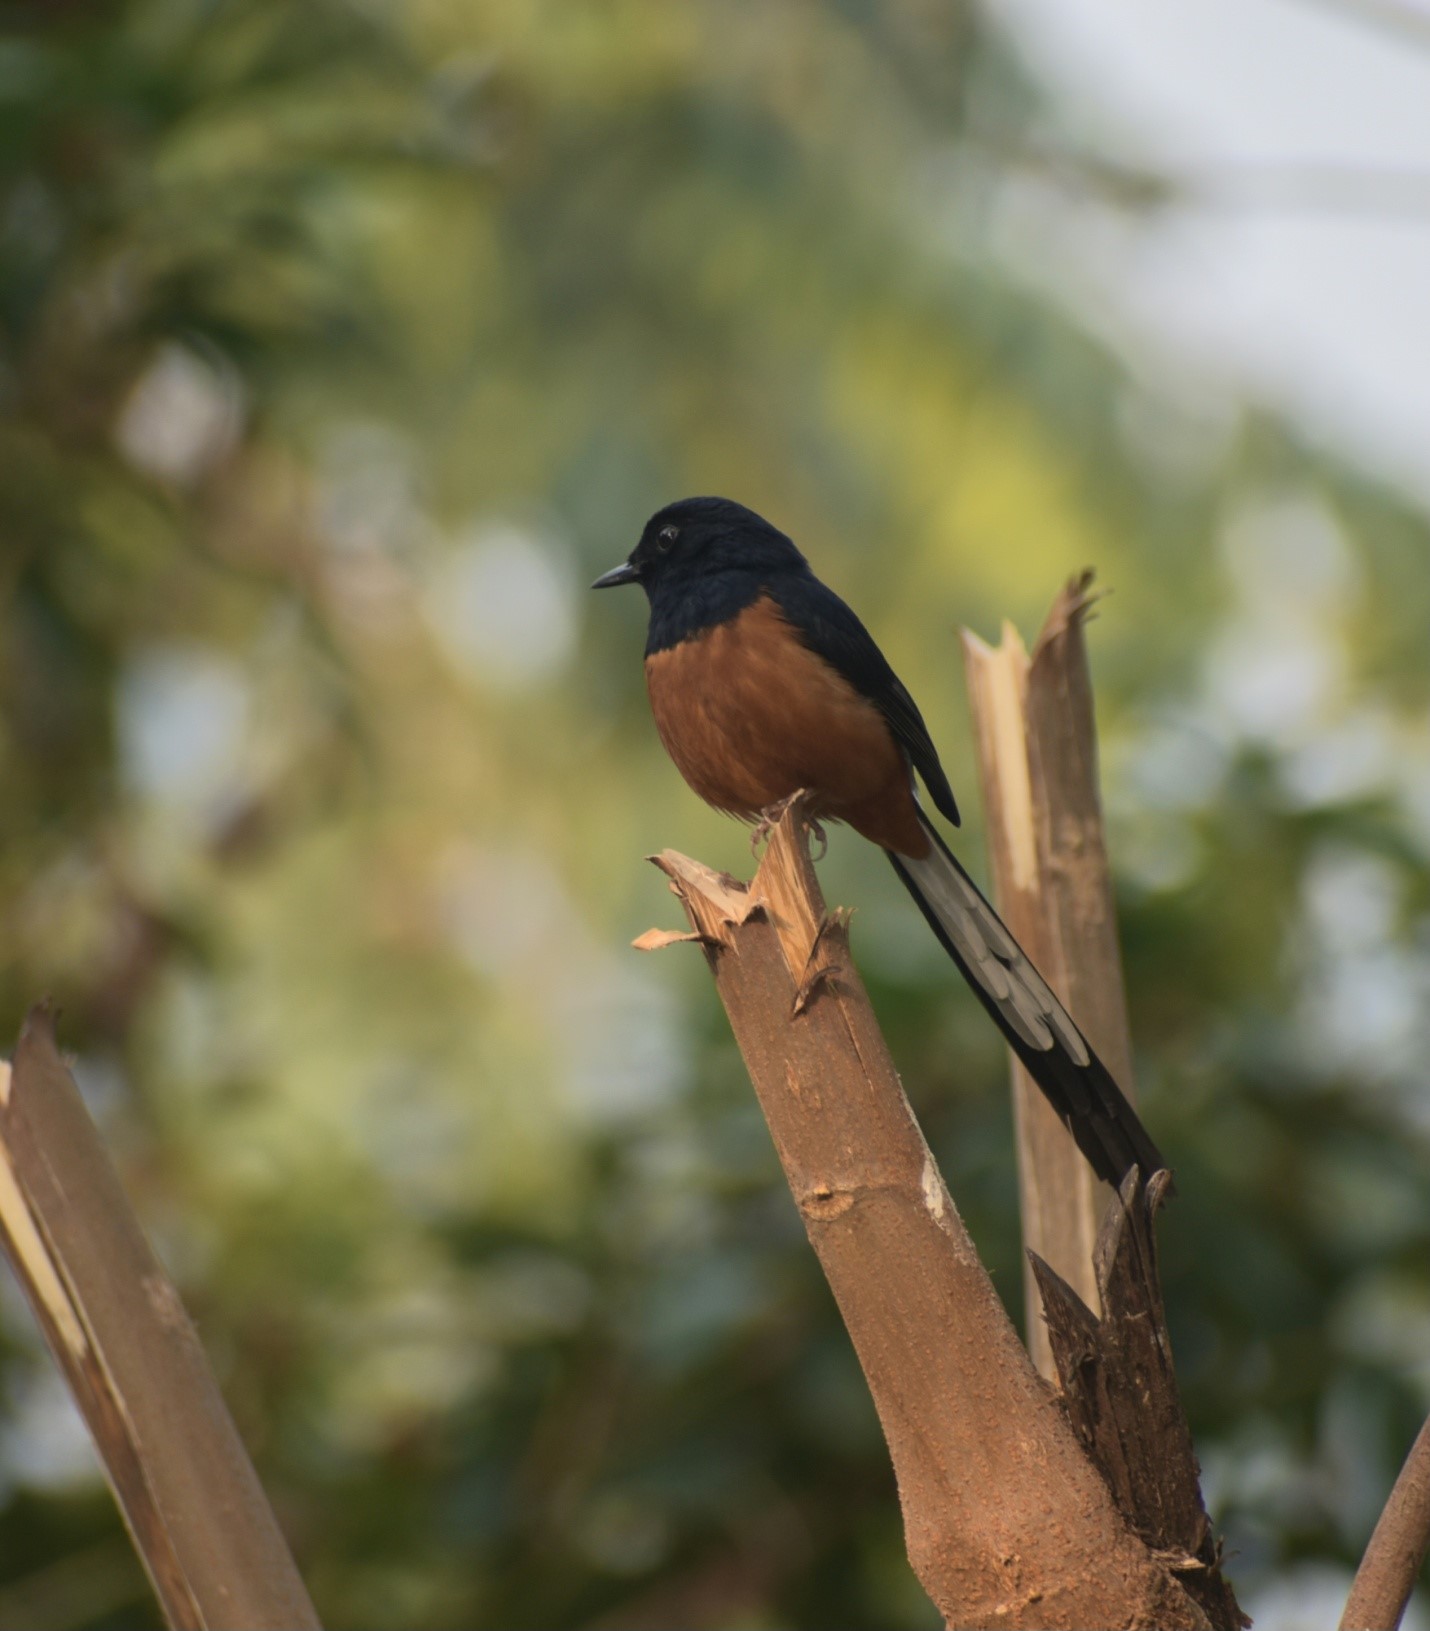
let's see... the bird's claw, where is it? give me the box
[750,794,828,861]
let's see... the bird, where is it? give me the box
[593,495,1167,1190]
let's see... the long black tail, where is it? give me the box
[887,809,1168,1191]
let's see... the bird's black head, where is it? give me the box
[593,497,805,594]
[592,497,807,652]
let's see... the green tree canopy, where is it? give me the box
[3,2,1430,1626]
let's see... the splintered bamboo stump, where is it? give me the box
[962,573,1137,1378]
[638,802,1209,1630]
[1032,1169,1246,1629]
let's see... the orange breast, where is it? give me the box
[644,594,930,857]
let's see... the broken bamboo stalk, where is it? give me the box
[962,571,1138,1377]
[1031,1169,1245,1628]
[640,801,1210,1630]
[0,1006,320,1631]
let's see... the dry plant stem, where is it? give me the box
[1342,1414,1430,1630]
[1031,1171,1246,1629]
[642,803,1209,1630]
[0,1006,320,1631]
[962,573,1135,1377]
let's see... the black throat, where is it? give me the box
[644,568,773,656]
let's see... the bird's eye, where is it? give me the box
[657,525,678,551]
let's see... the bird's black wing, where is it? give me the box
[769,573,960,826]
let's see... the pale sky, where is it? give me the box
[991,0,1430,506]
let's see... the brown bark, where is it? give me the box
[1342,1414,1430,1630]
[0,1006,319,1631]
[1031,1170,1246,1628]
[642,803,1209,1629]
[963,578,1241,1628]
[962,573,1135,1377]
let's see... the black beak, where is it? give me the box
[591,560,642,590]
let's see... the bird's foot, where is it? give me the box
[749,809,779,856]
[750,792,827,861]
[806,817,828,861]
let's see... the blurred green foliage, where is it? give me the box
[2,1,1430,1627]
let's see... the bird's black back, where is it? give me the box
[766,574,961,828]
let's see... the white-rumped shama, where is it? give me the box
[594,495,1166,1189]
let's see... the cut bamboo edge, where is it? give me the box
[637,799,1221,1630]
[961,572,1127,1379]
[958,575,1239,1625]
[0,1005,319,1631]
